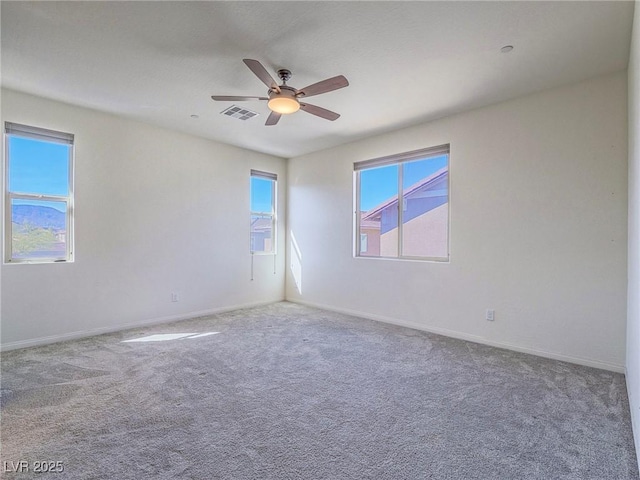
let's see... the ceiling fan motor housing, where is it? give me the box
[277,69,293,84]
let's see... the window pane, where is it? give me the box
[250,177,273,213]
[11,199,67,260]
[401,155,449,258]
[251,214,273,253]
[360,234,368,253]
[8,136,70,196]
[359,164,398,257]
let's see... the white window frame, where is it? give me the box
[4,122,75,264]
[250,169,277,255]
[354,144,450,262]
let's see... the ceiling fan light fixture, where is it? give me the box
[267,91,300,114]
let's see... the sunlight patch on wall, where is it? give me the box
[290,230,303,294]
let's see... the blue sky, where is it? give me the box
[251,176,274,213]
[9,136,70,212]
[359,154,448,211]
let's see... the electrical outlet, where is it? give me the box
[486,309,495,321]
[171,292,179,302]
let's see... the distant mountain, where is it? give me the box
[12,205,66,230]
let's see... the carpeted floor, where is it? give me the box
[1,302,638,479]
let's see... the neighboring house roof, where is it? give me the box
[361,167,448,221]
[251,217,272,232]
[360,217,381,229]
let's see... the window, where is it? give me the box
[354,144,449,261]
[360,234,368,253]
[250,170,276,254]
[4,122,74,263]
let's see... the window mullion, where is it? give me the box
[9,192,68,203]
[397,163,403,258]
[355,171,362,256]
[271,179,276,216]
[271,179,276,252]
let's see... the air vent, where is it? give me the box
[220,105,259,121]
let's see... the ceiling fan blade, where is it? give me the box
[299,103,340,121]
[265,112,281,126]
[297,75,349,98]
[211,96,268,101]
[243,59,280,93]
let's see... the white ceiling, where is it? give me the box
[1,1,634,159]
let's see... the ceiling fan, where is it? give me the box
[212,59,349,126]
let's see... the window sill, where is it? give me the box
[4,259,73,265]
[353,255,449,264]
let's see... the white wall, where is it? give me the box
[627,0,640,471]
[287,72,628,372]
[1,89,286,349]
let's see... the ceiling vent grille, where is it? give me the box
[221,105,259,121]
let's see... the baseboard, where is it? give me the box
[290,298,625,373]
[0,298,284,352]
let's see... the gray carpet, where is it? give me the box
[1,302,637,479]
